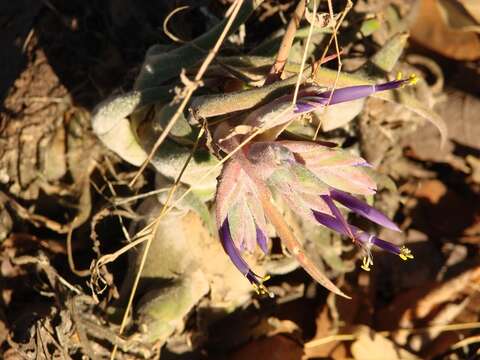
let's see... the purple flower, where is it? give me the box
[216,141,413,294]
[312,208,412,272]
[254,141,412,272]
[215,158,273,296]
[214,77,416,295]
[294,76,417,113]
[219,218,272,295]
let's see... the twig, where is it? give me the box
[113,188,170,206]
[98,106,294,282]
[0,191,70,233]
[129,0,245,188]
[266,0,306,84]
[67,219,90,277]
[109,1,247,346]
[291,0,317,106]
[452,334,480,350]
[313,0,353,140]
[261,0,316,139]
[163,6,189,43]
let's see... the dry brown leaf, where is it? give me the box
[437,0,480,32]
[351,326,420,360]
[467,155,480,184]
[398,265,480,328]
[303,305,346,359]
[403,90,480,169]
[460,208,480,244]
[375,264,480,353]
[230,334,304,360]
[250,317,300,339]
[460,0,480,23]
[401,179,477,238]
[406,179,447,204]
[303,290,363,359]
[410,0,480,60]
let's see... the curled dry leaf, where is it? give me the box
[303,303,349,359]
[410,0,480,60]
[402,265,480,322]
[437,0,480,33]
[230,334,304,360]
[403,89,480,163]
[351,326,420,360]
[375,265,480,351]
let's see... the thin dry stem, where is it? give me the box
[266,0,306,84]
[67,219,90,277]
[111,5,244,356]
[110,127,208,359]
[291,0,317,106]
[113,188,170,206]
[101,105,294,280]
[129,0,244,188]
[163,6,189,43]
[313,0,353,140]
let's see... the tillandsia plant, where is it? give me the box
[215,75,417,298]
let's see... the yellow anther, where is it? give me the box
[360,264,371,271]
[407,73,419,86]
[360,256,373,271]
[396,72,418,87]
[399,246,414,261]
[252,275,274,298]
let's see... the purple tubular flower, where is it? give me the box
[219,219,273,296]
[256,227,269,254]
[219,219,254,278]
[294,76,416,113]
[362,235,403,256]
[312,210,348,235]
[320,194,355,240]
[329,190,401,232]
[312,210,413,270]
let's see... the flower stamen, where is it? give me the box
[360,234,375,271]
[361,256,373,272]
[397,72,418,85]
[399,246,414,261]
[249,273,274,298]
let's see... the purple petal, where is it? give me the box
[220,219,262,284]
[317,85,376,105]
[312,210,402,256]
[330,190,400,232]
[313,210,350,236]
[220,219,274,296]
[299,78,411,108]
[369,236,401,255]
[374,79,409,91]
[294,101,315,113]
[256,227,269,254]
[320,195,355,240]
[219,219,250,276]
